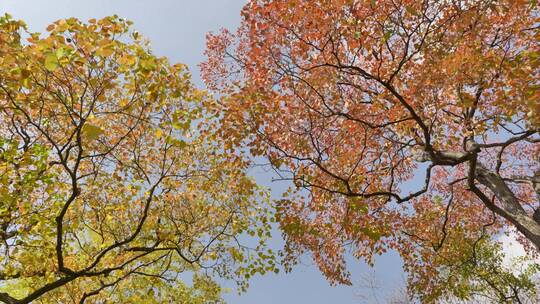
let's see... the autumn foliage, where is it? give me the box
[0,15,275,303]
[203,0,540,302]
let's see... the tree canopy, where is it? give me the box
[0,15,275,303]
[202,0,540,302]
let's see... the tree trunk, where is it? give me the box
[474,163,540,249]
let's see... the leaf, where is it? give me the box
[118,54,136,66]
[88,228,102,244]
[55,48,65,59]
[383,30,393,42]
[360,227,381,242]
[155,128,163,138]
[175,139,187,149]
[405,5,419,16]
[96,45,114,57]
[140,58,157,70]
[229,247,244,262]
[82,124,104,141]
[44,54,59,72]
[20,69,31,80]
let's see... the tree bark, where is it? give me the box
[0,293,17,304]
[474,163,540,249]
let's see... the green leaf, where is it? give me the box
[383,30,393,42]
[176,139,187,149]
[88,229,102,244]
[44,53,59,72]
[55,48,65,59]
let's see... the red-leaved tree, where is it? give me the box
[203,0,540,301]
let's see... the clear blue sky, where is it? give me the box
[0,1,405,303]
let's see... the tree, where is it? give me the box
[0,15,275,303]
[202,0,540,301]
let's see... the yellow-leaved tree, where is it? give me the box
[0,15,275,304]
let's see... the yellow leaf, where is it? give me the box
[118,54,136,66]
[96,46,114,57]
[119,98,129,107]
[140,58,156,70]
[82,124,104,141]
[155,128,163,138]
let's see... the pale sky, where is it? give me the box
[1,1,529,303]
[0,1,408,303]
